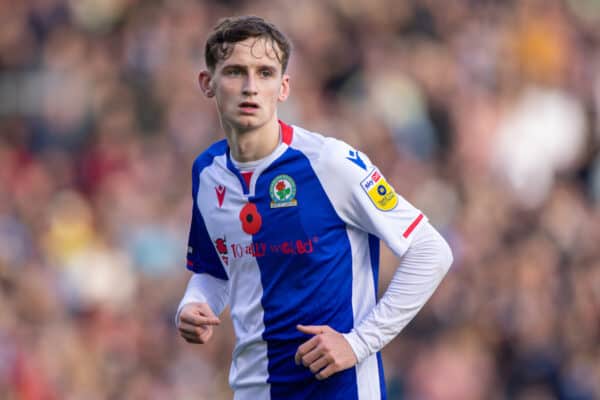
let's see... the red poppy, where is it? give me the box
[239,202,262,235]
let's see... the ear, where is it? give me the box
[198,70,215,98]
[278,74,290,102]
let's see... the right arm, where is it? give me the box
[176,273,230,344]
[177,155,231,344]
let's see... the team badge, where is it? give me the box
[269,175,298,208]
[361,168,398,211]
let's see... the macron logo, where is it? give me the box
[215,185,226,208]
[346,150,367,170]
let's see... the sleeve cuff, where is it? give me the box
[174,291,207,327]
[343,330,371,364]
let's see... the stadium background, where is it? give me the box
[1,0,599,398]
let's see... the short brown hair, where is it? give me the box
[205,16,292,73]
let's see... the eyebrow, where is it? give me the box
[221,64,278,71]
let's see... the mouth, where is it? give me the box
[239,101,260,111]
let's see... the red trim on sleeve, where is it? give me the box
[279,120,293,145]
[403,214,424,238]
[186,259,194,267]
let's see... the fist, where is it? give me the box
[178,302,220,344]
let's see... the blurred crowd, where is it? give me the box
[1,0,600,399]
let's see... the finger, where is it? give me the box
[180,331,203,344]
[297,324,328,335]
[196,305,219,320]
[180,313,220,326]
[301,347,323,367]
[309,355,330,374]
[294,336,319,365]
[199,328,213,343]
[179,324,213,340]
[180,326,213,344]
[316,364,338,380]
[178,321,206,335]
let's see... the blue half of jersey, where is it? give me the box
[251,148,358,399]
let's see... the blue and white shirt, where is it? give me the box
[185,121,426,399]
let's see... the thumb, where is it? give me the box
[201,316,221,325]
[194,304,221,324]
[297,324,329,335]
[197,313,220,325]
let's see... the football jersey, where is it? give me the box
[185,121,426,400]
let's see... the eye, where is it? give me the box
[225,68,242,77]
[259,69,274,78]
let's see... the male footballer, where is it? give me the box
[176,15,453,400]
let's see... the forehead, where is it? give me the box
[218,37,283,70]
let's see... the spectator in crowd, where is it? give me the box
[0,1,599,398]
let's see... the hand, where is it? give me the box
[294,325,358,380]
[178,302,220,344]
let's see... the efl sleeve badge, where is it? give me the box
[360,168,398,211]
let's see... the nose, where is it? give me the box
[242,74,258,96]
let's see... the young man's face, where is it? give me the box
[202,37,290,133]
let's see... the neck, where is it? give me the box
[225,119,280,162]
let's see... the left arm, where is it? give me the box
[343,221,452,363]
[295,221,452,379]
[294,138,453,379]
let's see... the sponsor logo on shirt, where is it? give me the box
[346,149,367,170]
[269,174,298,208]
[361,168,398,211]
[227,237,318,259]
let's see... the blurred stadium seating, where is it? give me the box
[1,0,599,398]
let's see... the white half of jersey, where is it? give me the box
[181,122,438,400]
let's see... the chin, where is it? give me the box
[234,117,262,131]
[222,112,269,132]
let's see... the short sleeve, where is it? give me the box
[185,160,229,280]
[315,138,427,258]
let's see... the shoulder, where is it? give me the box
[192,139,228,175]
[287,124,327,159]
[289,123,374,185]
[190,139,228,194]
[289,124,366,166]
